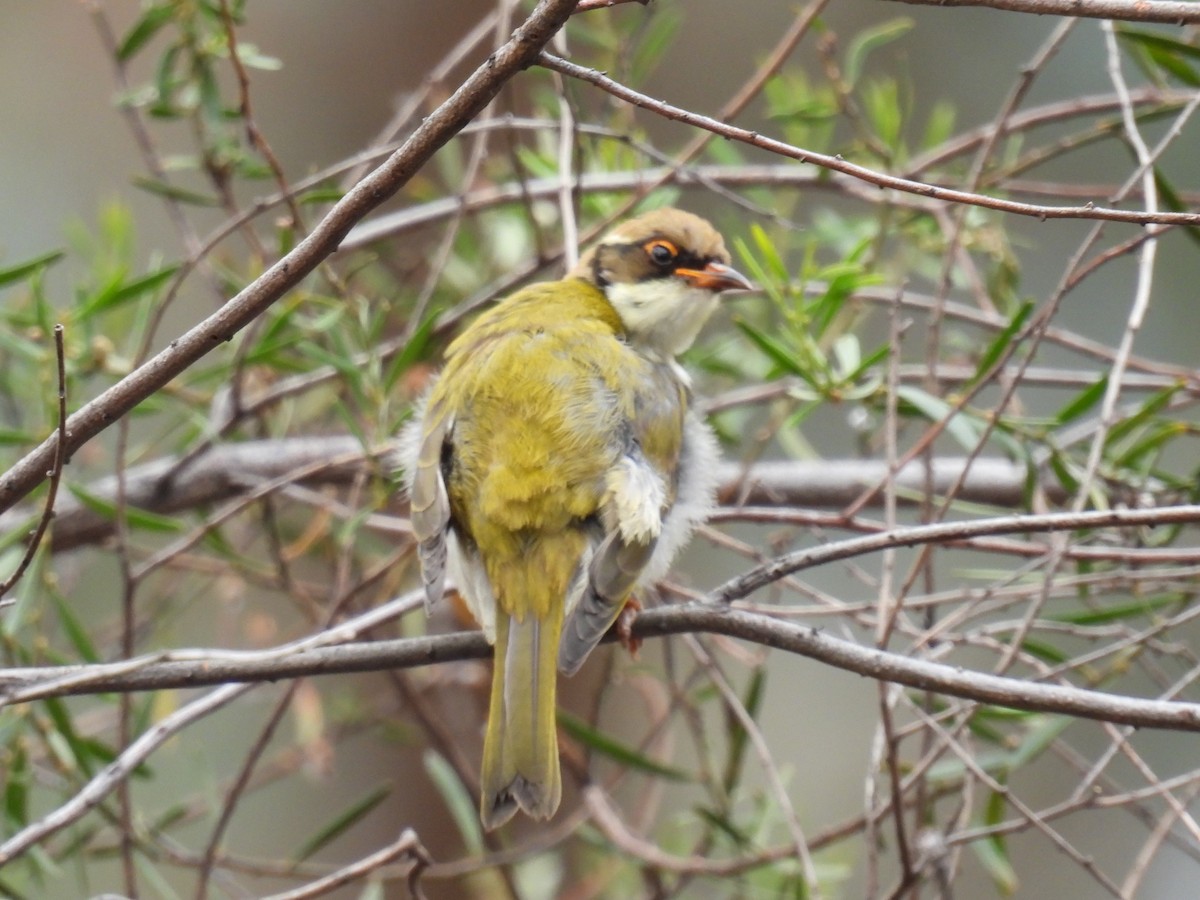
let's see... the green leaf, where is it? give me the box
[747,223,792,287]
[1007,715,1071,771]
[298,187,346,205]
[295,784,390,862]
[864,78,904,152]
[1119,27,1200,86]
[131,175,220,206]
[151,43,183,117]
[4,745,27,826]
[1113,420,1185,470]
[974,791,1020,894]
[384,313,439,392]
[843,339,891,386]
[197,63,225,128]
[0,250,65,290]
[1119,27,1200,63]
[1050,593,1183,627]
[151,803,190,831]
[630,5,681,85]
[117,3,175,61]
[424,751,483,854]
[1105,383,1178,448]
[970,300,1032,388]
[723,669,766,794]
[895,386,982,453]
[734,318,807,381]
[557,711,691,782]
[1046,448,1080,496]
[810,262,864,337]
[42,696,93,776]
[66,484,185,534]
[0,428,39,446]
[1154,169,1200,249]
[79,264,180,318]
[922,99,956,150]
[695,805,752,847]
[1053,376,1108,427]
[1019,638,1068,665]
[51,591,100,663]
[1,544,44,637]
[845,18,914,86]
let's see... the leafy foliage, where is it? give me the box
[2,3,1200,898]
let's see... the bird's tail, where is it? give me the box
[479,608,563,829]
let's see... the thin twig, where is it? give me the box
[0,682,254,867]
[886,0,1200,24]
[537,53,1200,228]
[0,324,68,605]
[260,829,432,900]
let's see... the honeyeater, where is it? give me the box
[402,208,752,828]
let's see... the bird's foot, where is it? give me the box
[616,595,643,658]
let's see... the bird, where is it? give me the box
[402,208,752,829]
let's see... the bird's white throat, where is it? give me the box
[604,279,719,357]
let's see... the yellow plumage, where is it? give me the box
[403,209,750,828]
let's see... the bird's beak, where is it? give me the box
[676,261,755,294]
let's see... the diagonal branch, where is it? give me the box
[0,0,579,516]
[537,53,1200,229]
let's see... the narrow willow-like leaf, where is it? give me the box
[734,319,818,389]
[50,591,100,663]
[1104,384,1178,448]
[78,264,180,318]
[896,386,982,453]
[66,484,185,534]
[1050,593,1183,626]
[695,805,752,847]
[424,750,484,855]
[1053,375,1109,427]
[723,668,766,794]
[557,711,691,782]
[0,250,64,290]
[117,3,175,61]
[974,789,1020,894]
[295,784,391,863]
[845,18,914,87]
[970,300,1032,388]
[131,175,220,207]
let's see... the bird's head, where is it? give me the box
[571,208,753,357]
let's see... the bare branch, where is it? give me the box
[3,605,1200,733]
[538,53,1200,228]
[261,829,431,900]
[712,503,1200,604]
[885,0,1200,24]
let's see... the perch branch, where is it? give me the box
[2,605,1199,732]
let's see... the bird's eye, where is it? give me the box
[646,240,678,267]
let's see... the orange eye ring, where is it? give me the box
[645,239,678,267]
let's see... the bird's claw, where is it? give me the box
[616,595,643,658]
